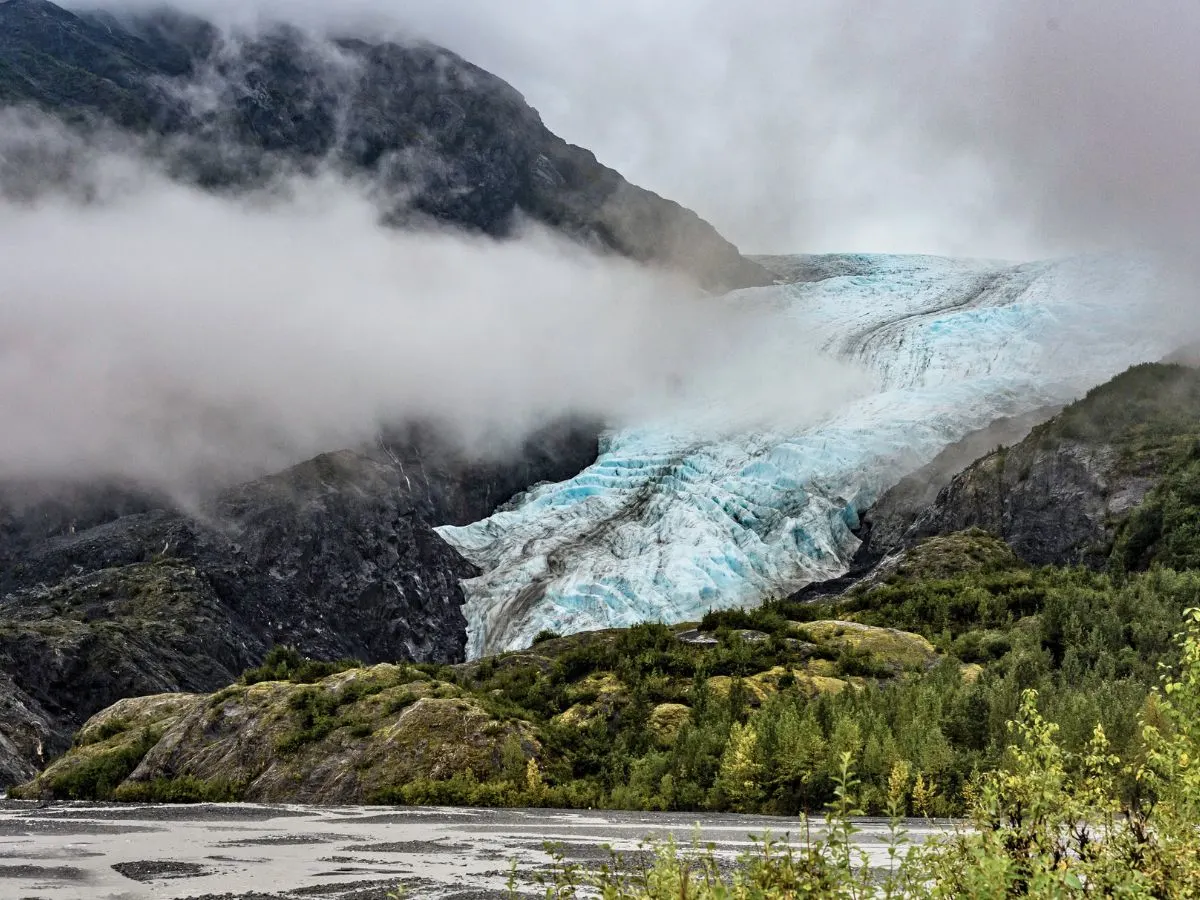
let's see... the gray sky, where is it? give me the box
[0,113,866,493]
[6,1,1199,494]
[388,1,1200,261]
[69,0,1200,260]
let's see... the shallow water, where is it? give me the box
[0,802,950,899]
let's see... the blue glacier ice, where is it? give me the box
[437,254,1183,658]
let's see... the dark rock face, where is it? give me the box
[783,408,1065,606]
[858,364,1200,569]
[0,421,600,785]
[898,441,1145,567]
[787,364,1200,614]
[860,407,1062,560]
[0,0,771,292]
[751,254,887,284]
[0,672,53,786]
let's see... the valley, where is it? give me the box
[4,2,1200,896]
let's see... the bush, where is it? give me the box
[46,728,159,800]
[74,717,131,747]
[114,776,243,803]
[241,646,360,685]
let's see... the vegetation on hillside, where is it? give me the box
[19,362,1200,850]
[1026,362,1200,463]
[521,610,1200,897]
[19,527,1200,818]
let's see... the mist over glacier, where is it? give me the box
[438,253,1184,658]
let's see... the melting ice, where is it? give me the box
[438,254,1182,658]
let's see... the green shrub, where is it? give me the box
[47,728,159,800]
[275,687,345,753]
[240,646,360,685]
[74,717,131,747]
[114,776,243,803]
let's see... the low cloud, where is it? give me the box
[56,1,1200,261]
[0,113,867,496]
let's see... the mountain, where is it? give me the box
[0,0,770,292]
[0,422,597,785]
[0,0,771,785]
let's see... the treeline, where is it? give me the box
[387,529,1200,815]
[524,611,1200,897]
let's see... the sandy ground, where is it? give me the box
[0,801,951,899]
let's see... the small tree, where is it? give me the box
[715,721,764,812]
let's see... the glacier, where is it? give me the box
[437,254,1183,659]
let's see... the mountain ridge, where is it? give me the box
[0,0,770,785]
[0,0,771,291]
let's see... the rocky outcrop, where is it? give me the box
[860,407,1060,557]
[899,441,1138,567]
[792,620,937,674]
[13,665,540,804]
[0,0,770,292]
[861,363,1200,567]
[0,421,599,787]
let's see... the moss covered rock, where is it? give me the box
[795,621,937,674]
[960,663,985,684]
[705,676,770,706]
[880,531,1024,583]
[15,664,538,804]
[13,693,203,800]
[647,703,691,747]
[748,666,849,698]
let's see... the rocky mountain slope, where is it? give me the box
[0,422,597,786]
[862,362,1200,568]
[0,0,770,292]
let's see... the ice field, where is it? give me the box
[438,254,1180,657]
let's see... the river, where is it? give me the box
[0,801,952,899]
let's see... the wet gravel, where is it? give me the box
[0,802,952,899]
[342,842,467,855]
[0,863,91,880]
[215,834,359,848]
[113,860,213,882]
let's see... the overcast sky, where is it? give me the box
[390,1,1200,261]
[392,2,1008,257]
[72,0,1196,261]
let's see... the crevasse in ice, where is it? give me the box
[437,254,1181,658]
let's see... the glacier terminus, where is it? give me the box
[437,254,1183,658]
